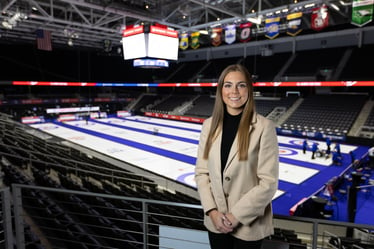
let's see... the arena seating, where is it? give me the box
[166,60,208,82]
[244,52,293,82]
[280,94,368,135]
[281,48,346,81]
[184,95,215,118]
[362,107,374,136]
[149,94,194,113]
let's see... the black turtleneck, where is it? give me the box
[220,109,242,174]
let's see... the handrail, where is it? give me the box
[6,183,374,249]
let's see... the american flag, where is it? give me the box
[36,29,52,51]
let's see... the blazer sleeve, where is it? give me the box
[194,118,217,215]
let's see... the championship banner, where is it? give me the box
[351,0,374,27]
[190,31,201,49]
[287,12,303,36]
[238,22,252,42]
[311,4,329,31]
[179,33,189,50]
[224,24,236,44]
[211,27,223,46]
[265,17,280,39]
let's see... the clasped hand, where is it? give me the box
[209,210,239,234]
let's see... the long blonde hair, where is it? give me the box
[203,64,255,161]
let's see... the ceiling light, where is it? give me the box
[304,3,316,8]
[210,23,221,28]
[330,3,340,11]
[247,17,262,25]
[2,21,13,29]
[64,29,80,39]
[68,38,73,46]
[339,1,352,6]
[1,12,25,29]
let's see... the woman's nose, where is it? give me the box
[231,85,239,92]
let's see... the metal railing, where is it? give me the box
[0,184,372,249]
[11,183,204,249]
[0,187,13,249]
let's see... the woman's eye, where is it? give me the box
[223,83,247,89]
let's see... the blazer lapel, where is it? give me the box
[223,135,239,173]
[211,132,223,173]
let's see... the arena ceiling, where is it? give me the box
[0,0,358,50]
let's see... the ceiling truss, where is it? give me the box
[0,0,354,50]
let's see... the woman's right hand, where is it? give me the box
[208,209,234,234]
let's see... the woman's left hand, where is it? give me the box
[223,213,240,229]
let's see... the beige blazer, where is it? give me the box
[195,112,279,241]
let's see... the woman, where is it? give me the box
[195,64,279,249]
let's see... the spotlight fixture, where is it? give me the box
[2,20,13,29]
[63,28,79,39]
[64,28,79,47]
[1,11,27,29]
[103,39,112,52]
[68,38,73,46]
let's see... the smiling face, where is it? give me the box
[221,71,249,115]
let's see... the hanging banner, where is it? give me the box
[190,31,201,49]
[224,24,236,44]
[211,27,223,46]
[265,17,280,39]
[351,0,374,27]
[179,33,189,50]
[287,12,303,36]
[311,4,329,31]
[238,22,252,42]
